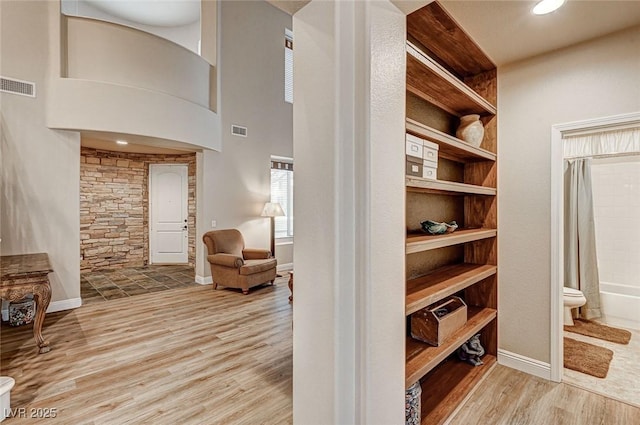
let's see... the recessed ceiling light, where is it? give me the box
[532,0,566,15]
[116,140,128,145]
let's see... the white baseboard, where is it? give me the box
[277,263,293,272]
[47,297,82,313]
[195,275,213,285]
[498,349,551,380]
[2,297,82,321]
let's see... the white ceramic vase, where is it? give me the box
[456,114,484,148]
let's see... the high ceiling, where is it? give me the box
[440,0,640,66]
[272,0,640,67]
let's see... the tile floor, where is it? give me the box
[81,265,198,304]
[564,321,640,408]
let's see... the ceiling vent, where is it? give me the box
[0,76,36,98]
[231,125,248,137]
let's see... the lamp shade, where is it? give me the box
[261,202,285,217]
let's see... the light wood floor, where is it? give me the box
[449,364,640,425]
[3,279,639,424]
[1,278,292,424]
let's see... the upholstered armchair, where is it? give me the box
[202,229,277,294]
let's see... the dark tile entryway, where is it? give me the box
[81,265,197,305]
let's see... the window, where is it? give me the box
[271,158,293,238]
[285,28,293,104]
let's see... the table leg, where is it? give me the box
[32,281,52,353]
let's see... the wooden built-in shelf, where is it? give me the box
[406,118,496,162]
[406,306,496,387]
[406,263,497,315]
[406,228,497,254]
[407,2,495,79]
[406,42,496,117]
[419,355,497,425]
[406,177,496,196]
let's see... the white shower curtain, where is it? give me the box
[564,158,602,320]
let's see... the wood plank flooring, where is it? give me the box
[3,277,638,424]
[1,279,292,424]
[448,365,640,425]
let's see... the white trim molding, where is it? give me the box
[498,349,551,380]
[277,262,293,272]
[47,297,82,313]
[195,275,213,285]
[550,111,640,383]
[2,297,82,321]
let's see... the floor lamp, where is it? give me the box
[261,202,285,258]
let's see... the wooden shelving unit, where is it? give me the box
[403,2,499,424]
[406,228,496,254]
[406,42,496,117]
[406,307,497,386]
[406,263,497,315]
[406,177,496,196]
[406,118,496,163]
[419,354,497,425]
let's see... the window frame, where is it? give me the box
[270,157,294,239]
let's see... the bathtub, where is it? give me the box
[600,282,640,330]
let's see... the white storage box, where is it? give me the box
[422,139,439,164]
[423,162,437,180]
[406,157,423,177]
[405,137,423,162]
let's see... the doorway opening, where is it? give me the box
[551,111,640,406]
[79,144,197,300]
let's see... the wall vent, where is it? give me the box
[231,125,248,137]
[0,76,36,98]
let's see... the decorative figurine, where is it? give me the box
[457,333,485,366]
[420,220,458,235]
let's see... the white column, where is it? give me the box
[293,1,406,423]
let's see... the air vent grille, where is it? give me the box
[231,125,248,137]
[0,76,36,98]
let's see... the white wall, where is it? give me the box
[1,1,81,305]
[293,1,406,423]
[499,25,640,362]
[195,1,293,279]
[49,15,220,151]
[62,0,201,54]
[65,17,210,108]
[591,155,640,289]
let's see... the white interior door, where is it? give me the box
[149,164,188,264]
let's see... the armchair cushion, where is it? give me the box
[208,254,244,268]
[239,258,277,276]
[242,249,272,260]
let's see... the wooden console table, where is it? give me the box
[0,253,53,353]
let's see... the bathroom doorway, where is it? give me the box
[551,112,640,406]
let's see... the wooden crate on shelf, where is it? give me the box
[410,296,467,346]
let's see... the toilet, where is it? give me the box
[0,376,15,422]
[563,287,587,326]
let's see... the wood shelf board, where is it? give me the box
[406,264,497,315]
[406,118,496,162]
[406,43,496,117]
[406,228,497,254]
[406,307,496,387]
[407,2,495,78]
[419,354,497,425]
[406,177,496,196]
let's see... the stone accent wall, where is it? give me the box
[80,147,196,272]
